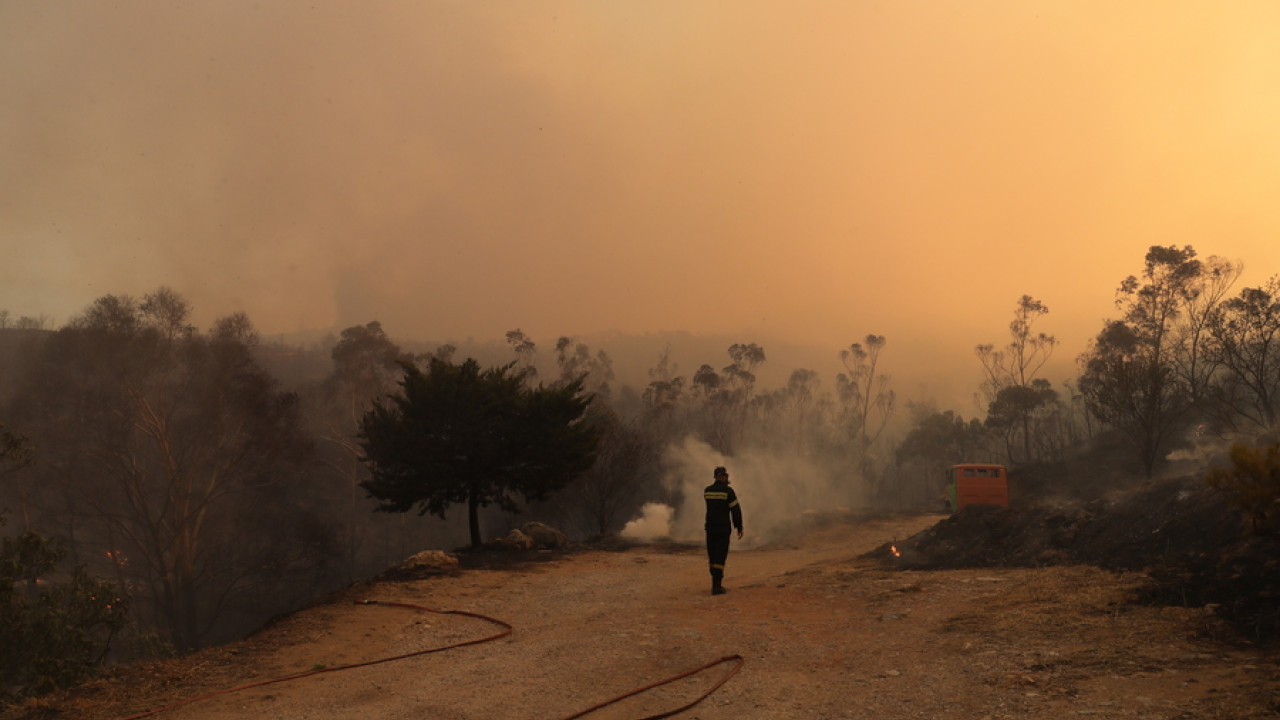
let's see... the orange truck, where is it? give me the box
[946,464,1009,511]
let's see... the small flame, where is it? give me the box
[890,544,901,558]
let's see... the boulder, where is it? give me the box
[484,523,572,552]
[521,521,571,550]
[399,550,459,571]
[488,528,535,552]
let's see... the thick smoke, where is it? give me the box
[12,3,1280,363]
[619,503,674,541]
[621,437,873,546]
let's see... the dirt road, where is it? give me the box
[14,514,1280,720]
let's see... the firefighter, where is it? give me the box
[704,466,744,595]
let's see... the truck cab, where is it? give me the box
[946,464,1008,512]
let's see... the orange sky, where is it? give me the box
[4,1,1280,404]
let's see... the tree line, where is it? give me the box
[3,243,1280,699]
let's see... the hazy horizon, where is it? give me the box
[6,1,1280,413]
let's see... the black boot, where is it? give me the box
[712,576,726,595]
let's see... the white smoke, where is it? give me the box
[1163,423,1259,468]
[633,436,873,546]
[619,502,675,540]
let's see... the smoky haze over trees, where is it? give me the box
[3,289,324,652]
[4,243,1280,663]
[312,320,412,582]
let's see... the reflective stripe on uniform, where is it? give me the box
[710,563,725,570]
[704,491,729,500]
[728,499,739,508]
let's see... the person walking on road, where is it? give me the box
[704,466,744,595]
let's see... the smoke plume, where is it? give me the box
[626,437,874,546]
[619,503,675,541]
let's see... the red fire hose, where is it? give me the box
[112,599,743,720]
[559,653,744,720]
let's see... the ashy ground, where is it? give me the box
[8,512,1280,720]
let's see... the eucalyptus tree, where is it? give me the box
[976,295,1057,394]
[1170,255,1241,406]
[505,328,538,381]
[1206,277,1280,431]
[1078,246,1209,476]
[722,342,766,400]
[641,346,685,418]
[555,336,615,398]
[314,321,411,580]
[836,334,895,473]
[983,379,1064,464]
[975,297,1060,463]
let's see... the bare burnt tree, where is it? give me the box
[836,335,896,479]
[976,296,1058,395]
[975,297,1061,463]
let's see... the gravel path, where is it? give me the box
[17,514,1280,720]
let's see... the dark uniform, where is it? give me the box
[704,467,744,595]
